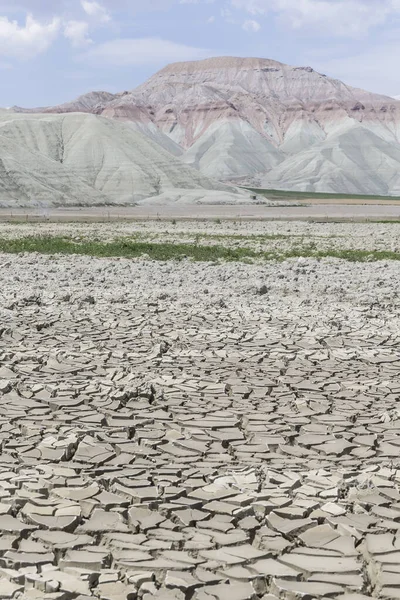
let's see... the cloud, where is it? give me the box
[0,13,60,59]
[0,3,111,59]
[81,0,111,23]
[230,0,400,37]
[64,20,92,48]
[80,37,212,67]
[242,19,261,32]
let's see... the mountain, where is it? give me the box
[11,92,117,115]
[0,111,249,207]
[13,56,400,196]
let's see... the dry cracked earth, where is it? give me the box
[0,221,400,600]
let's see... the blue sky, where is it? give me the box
[1,0,400,107]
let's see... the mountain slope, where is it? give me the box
[13,56,400,195]
[182,119,284,179]
[0,112,249,207]
[261,125,400,195]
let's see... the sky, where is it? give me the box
[1,0,400,107]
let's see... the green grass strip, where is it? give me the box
[279,248,400,261]
[244,187,400,202]
[0,236,399,262]
[0,236,257,262]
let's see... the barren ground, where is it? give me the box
[0,220,399,599]
[2,203,400,222]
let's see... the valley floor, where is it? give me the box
[0,220,399,599]
[1,202,400,222]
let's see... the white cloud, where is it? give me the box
[81,0,111,23]
[230,0,400,37]
[242,19,261,32]
[80,37,212,67]
[0,3,110,59]
[64,20,92,48]
[0,13,60,59]
[207,15,215,22]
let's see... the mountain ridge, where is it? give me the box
[10,56,400,196]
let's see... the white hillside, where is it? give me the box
[0,112,251,207]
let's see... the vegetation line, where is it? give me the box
[0,236,399,262]
[244,187,400,202]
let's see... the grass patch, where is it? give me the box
[192,232,343,242]
[135,231,339,243]
[196,232,288,241]
[280,248,400,262]
[370,220,400,224]
[0,235,399,262]
[0,236,258,262]
[244,187,400,202]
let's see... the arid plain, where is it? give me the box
[0,217,399,599]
